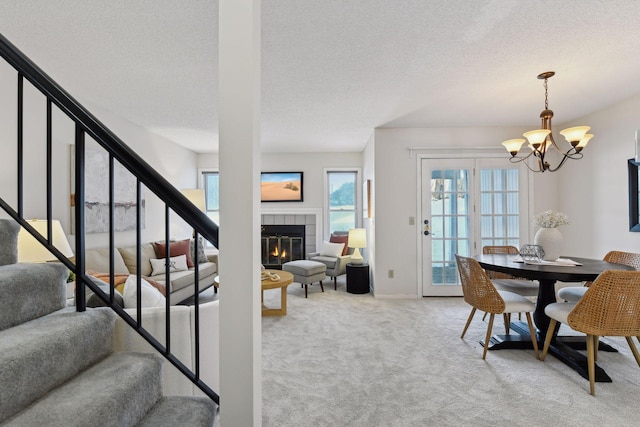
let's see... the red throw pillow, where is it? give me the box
[154,239,194,268]
[329,234,349,256]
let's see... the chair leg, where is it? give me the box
[625,336,640,367]
[503,314,509,335]
[304,284,308,298]
[334,276,337,290]
[483,314,495,360]
[524,312,540,359]
[587,334,596,396]
[482,311,487,321]
[541,319,558,361]
[461,307,476,339]
[319,281,324,292]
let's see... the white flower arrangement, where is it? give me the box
[533,210,569,228]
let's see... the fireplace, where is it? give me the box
[261,225,305,269]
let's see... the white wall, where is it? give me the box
[371,126,557,298]
[198,151,363,237]
[557,93,640,258]
[0,62,199,250]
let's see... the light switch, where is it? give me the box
[409,216,415,225]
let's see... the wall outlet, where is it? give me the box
[388,269,394,278]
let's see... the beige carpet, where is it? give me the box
[262,276,640,426]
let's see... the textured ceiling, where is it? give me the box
[2,1,640,153]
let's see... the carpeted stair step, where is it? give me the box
[0,262,68,330]
[3,352,163,427]
[0,307,116,422]
[137,396,218,427]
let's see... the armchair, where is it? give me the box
[307,232,353,290]
[307,252,351,289]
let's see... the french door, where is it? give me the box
[420,157,529,296]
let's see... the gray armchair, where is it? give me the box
[307,252,351,289]
[307,232,353,289]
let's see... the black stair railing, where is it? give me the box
[0,34,219,404]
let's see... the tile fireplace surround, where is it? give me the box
[261,209,321,258]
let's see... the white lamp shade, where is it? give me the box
[523,129,551,146]
[181,188,206,212]
[560,126,590,143]
[348,228,367,248]
[576,134,593,149]
[501,139,526,153]
[18,219,74,262]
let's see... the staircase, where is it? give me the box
[0,222,217,426]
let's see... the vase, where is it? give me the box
[534,227,563,261]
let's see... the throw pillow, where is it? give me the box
[154,239,194,268]
[329,233,349,256]
[149,254,188,276]
[190,236,208,264]
[123,274,166,308]
[320,241,345,258]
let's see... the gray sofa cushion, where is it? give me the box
[0,219,20,266]
[151,262,217,292]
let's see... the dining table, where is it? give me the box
[473,253,635,382]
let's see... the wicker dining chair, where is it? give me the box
[481,246,539,321]
[456,255,540,360]
[557,251,640,302]
[541,269,640,395]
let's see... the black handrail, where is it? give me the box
[0,34,219,404]
[0,34,218,247]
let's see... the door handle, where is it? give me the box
[423,219,430,236]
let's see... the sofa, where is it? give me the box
[84,238,218,305]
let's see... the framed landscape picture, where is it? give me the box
[261,172,303,202]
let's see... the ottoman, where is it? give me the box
[282,260,327,298]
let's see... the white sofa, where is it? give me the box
[112,299,219,396]
[84,241,217,305]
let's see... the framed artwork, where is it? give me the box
[70,145,145,234]
[260,172,303,202]
[628,159,640,231]
[363,179,371,218]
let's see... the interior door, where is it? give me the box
[421,158,474,296]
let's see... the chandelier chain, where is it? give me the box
[543,77,549,110]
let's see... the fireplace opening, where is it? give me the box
[261,225,305,269]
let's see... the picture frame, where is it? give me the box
[261,172,304,202]
[628,159,640,231]
[363,179,371,218]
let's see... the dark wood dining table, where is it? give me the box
[473,254,635,382]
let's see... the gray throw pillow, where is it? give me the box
[190,236,208,264]
[84,277,125,308]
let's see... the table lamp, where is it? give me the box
[181,188,206,212]
[18,219,74,262]
[348,228,366,265]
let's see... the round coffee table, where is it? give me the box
[214,270,293,316]
[261,270,293,316]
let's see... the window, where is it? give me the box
[326,170,358,234]
[479,168,520,248]
[202,171,219,226]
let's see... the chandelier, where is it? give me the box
[501,71,593,172]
